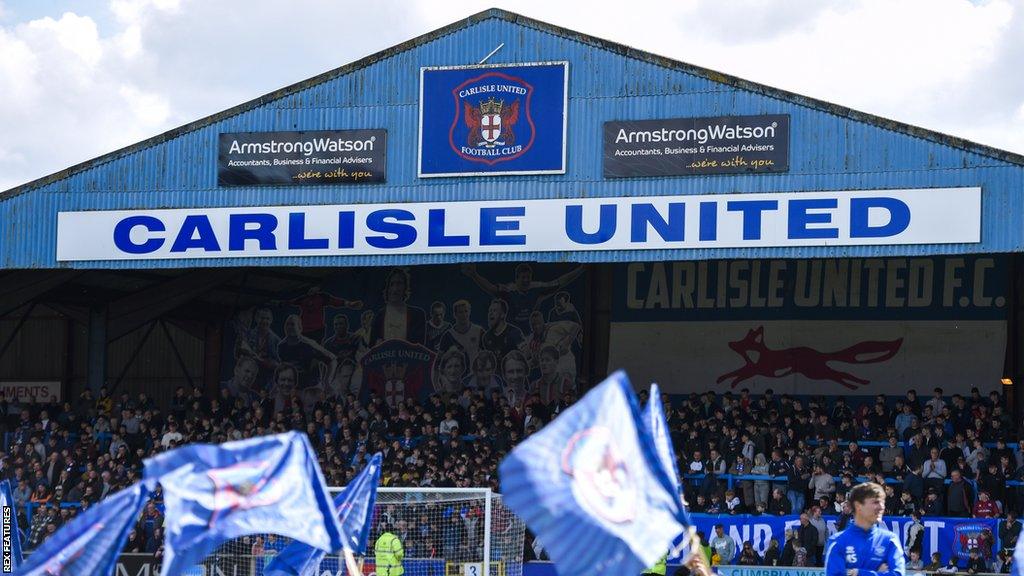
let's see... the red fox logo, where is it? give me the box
[716,326,903,390]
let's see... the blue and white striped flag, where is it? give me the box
[499,370,685,576]
[644,383,694,559]
[264,452,382,576]
[143,431,344,576]
[14,483,150,576]
[0,479,24,571]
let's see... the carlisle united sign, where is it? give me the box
[55,188,980,261]
[418,61,568,177]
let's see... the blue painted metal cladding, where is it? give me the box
[1,14,1022,269]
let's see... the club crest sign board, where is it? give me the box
[418,61,568,177]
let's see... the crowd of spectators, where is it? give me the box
[1,382,1022,572]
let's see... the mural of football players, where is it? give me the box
[277,314,337,391]
[546,291,582,383]
[222,355,261,405]
[500,350,530,409]
[274,286,363,343]
[436,300,484,366]
[425,301,451,351]
[352,309,375,390]
[325,358,358,401]
[463,350,503,396]
[370,268,426,345]
[269,363,301,414]
[434,348,467,396]
[520,310,548,376]
[322,314,358,364]
[531,345,574,406]
[481,298,524,361]
[462,263,584,333]
[234,307,280,388]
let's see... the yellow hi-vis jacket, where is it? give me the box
[643,553,668,575]
[374,531,405,576]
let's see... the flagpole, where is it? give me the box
[344,549,363,576]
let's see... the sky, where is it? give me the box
[0,0,1022,192]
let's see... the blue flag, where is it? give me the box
[264,453,382,576]
[14,483,149,576]
[644,383,694,558]
[1014,531,1024,576]
[499,370,685,576]
[143,431,344,576]
[0,480,24,570]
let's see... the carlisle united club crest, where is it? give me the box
[449,71,535,165]
[953,524,993,560]
[206,460,288,527]
[560,426,638,524]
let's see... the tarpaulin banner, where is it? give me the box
[676,514,999,565]
[609,256,1007,396]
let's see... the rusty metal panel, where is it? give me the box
[1,13,1023,269]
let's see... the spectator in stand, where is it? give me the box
[769,488,792,516]
[966,548,987,574]
[923,487,945,516]
[946,469,975,517]
[924,552,943,572]
[906,512,925,555]
[710,525,736,565]
[923,447,948,494]
[763,538,781,566]
[907,550,924,574]
[973,490,1000,518]
[738,541,762,566]
[999,512,1020,555]
[808,506,827,564]
[796,513,818,566]
[752,453,771,508]
[880,436,902,473]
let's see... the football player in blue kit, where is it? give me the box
[825,482,905,576]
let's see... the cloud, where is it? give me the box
[1,0,1022,191]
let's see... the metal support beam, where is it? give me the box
[203,322,223,399]
[0,301,38,362]
[0,271,81,318]
[111,320,159,395]
[87,304,108,393]
[159,319,196,390]
[107,269,241,341]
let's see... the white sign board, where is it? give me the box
[0,381,62,403]
[56,187,981,261]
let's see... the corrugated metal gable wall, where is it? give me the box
[1,17,1021,269]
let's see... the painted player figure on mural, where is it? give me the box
[716,326,904,390]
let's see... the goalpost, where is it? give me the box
[204,487,526,576]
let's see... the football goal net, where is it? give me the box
[202,487,526,576]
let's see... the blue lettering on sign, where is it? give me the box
[229,213,277,251]
[104,193,930,258]
[480,207,526,246]
[288,212,329,250]
[727,200,779,241]
[337,211,355,249]
[170,215,220,253]
[565,204,616,245]
[788,199,839,239]
[699,202,718,242]
[113,216,165,254]
[429,209,470,247]
[631,203,685,243]
[850,197,911,238]
[366,209,417,249]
